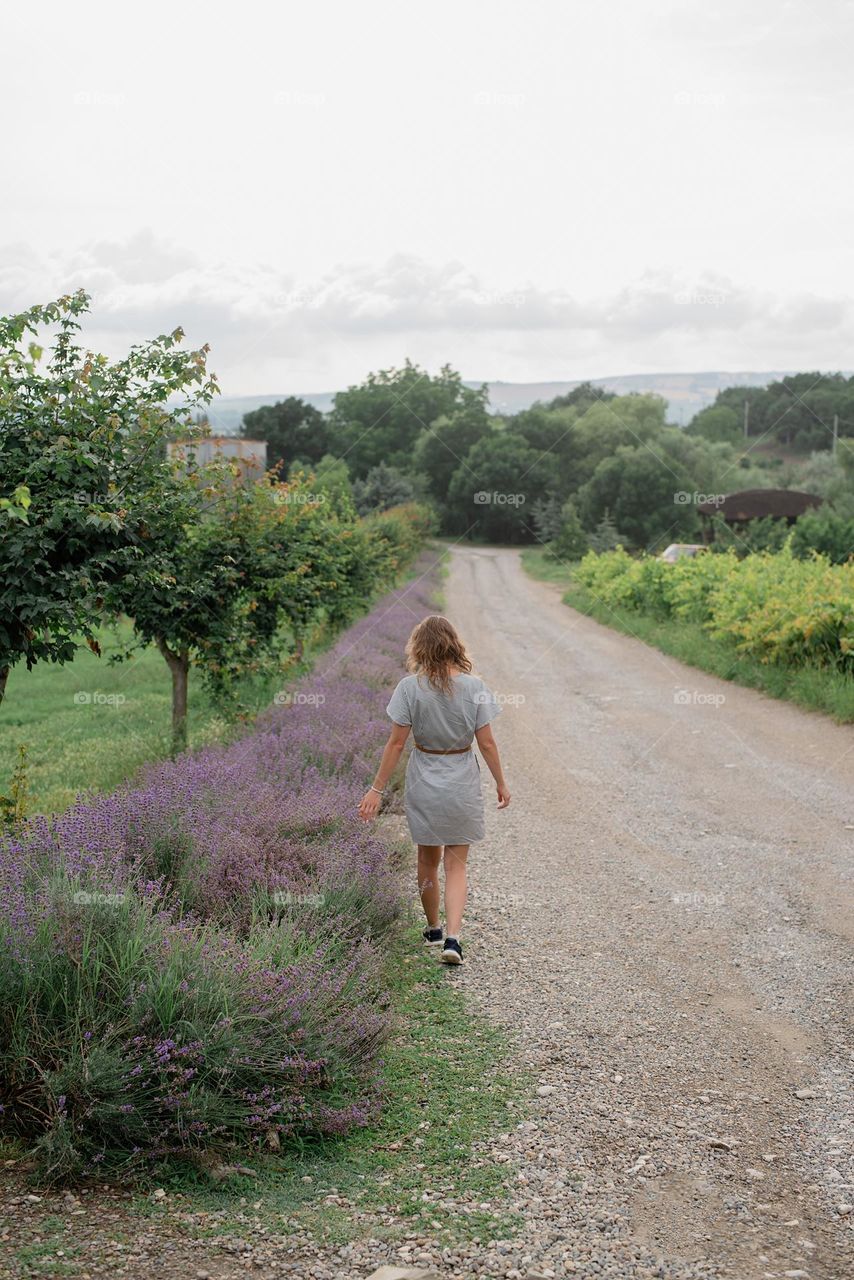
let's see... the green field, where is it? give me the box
[0,620,312,816]
[521,547,854,723]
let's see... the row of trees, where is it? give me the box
[239,363,854,556]
[1,294,431,749]
[687,372,854,452]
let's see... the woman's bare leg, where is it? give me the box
[443,844,470,938]
[417,844,443,927]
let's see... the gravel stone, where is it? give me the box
[1,546,851,1280]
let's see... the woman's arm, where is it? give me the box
[474,723,511,809]
[358,722,411,822]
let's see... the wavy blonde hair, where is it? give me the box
[405,615,472,695]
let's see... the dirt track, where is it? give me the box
[447,544,854,1280]
[1,544,851,1280]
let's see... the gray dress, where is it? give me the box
[386,672,501,845]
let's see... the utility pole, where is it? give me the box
[743,399,750,439]
[833,412,839,456]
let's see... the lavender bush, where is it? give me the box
[0,548,442,1183]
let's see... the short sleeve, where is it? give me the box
[386,677,412,726]
[474,680,502,729]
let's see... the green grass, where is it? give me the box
[0,619,317,816]
[3,925,524,1256]
[522,547,854,722]
[0,547,451,817]
[130,921,526,1247]
[12,1219,83,1277]
[1,540,524,1251]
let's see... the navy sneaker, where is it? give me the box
[440,936,463,965]
[423,926,443,946]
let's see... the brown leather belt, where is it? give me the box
[415,743,472,754]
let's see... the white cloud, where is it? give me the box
[1,235,851,392]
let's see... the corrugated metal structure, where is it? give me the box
[697,489,823,523]
[698,488,823,541]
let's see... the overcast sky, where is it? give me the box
[2,0,852,394]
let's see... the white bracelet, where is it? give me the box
[369,785,384,795]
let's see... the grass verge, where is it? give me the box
[2,924,525,1269]
[126,918,525,1249]
[1,548,448,817]
[521,547,854,723]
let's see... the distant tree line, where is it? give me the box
[240,362,854,558]
[687,372,854,451]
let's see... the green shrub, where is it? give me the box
[573,545,854,671]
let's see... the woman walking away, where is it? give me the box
[358,615,510,965]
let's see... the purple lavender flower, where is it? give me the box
[0,550,443,1180]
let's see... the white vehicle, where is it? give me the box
[659,543,706,564]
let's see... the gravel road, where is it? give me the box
[2,544,851,1280]
[442,544,853,1280]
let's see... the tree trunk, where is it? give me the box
[157,640,190,755]
[0,667,8,706]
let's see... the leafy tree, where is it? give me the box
[664,428,766,497]
[577,443,698,548]
[513,406,583,494]
[713,374,854,450]
[0,291,216,706]
[571,394,668,488]
[446,432,552,543]
[0,484,31,524]
[329,360,488,477]
[105,463,265,750]
[713,384,770,439]
[779,449,846,500]
[544,381,616,411]
[107,470,355,750]
[352,462,415,515]
[790,507,854,564]
[291,453,355,518]
[686,404,742,445]
[412,405,492,502]
[240,396,328,475]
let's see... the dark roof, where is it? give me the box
[698,489,823,520]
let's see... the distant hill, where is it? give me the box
[480,372,796,423]
[203,391,337,435]
[201,371,797,434]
